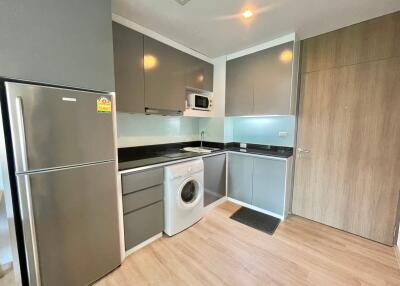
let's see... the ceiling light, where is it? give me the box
[242,10,254,19]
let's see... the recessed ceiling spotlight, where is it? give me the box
[242,9,254,19]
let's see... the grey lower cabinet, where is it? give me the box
[121,168,164,250]
[226,41,296,116]
[203,154,226,206]
[252,158,286,215]
[113,22,145,113]
[0,0,115,92]
[124,202,163,251]
[227,153,254,204]
[228,153,290,218]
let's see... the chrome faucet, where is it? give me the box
[200,131,205,148]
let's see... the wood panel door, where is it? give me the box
[293,11,400,245]
[292,56,400,245]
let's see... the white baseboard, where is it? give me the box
[125,233,163,258]
[227,197,284,220]
[204,196,227,214]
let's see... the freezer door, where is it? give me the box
[16,162,121,286]
[6,82,115,173]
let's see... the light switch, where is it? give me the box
[278,131,288,137]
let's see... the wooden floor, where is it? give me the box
[0,268,18,286]
[96,202,400,286]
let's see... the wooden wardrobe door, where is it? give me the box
[292,56,400,245]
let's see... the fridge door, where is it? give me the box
[6,82,115,173]
[16,161,121,286]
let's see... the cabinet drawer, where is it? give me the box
[123,185,163,214]
[124,202,164,250]
[122,168,163,195]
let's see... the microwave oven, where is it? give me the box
[186,93,212,111]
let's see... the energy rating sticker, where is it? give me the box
[97,96,112,113]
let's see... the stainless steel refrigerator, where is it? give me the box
[4,82,121,286]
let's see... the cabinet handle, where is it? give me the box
[16,96,29,172]
[297,148,311,153]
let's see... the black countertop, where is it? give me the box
[118,142,293,171]
[225,147,293,158]
[118,151,207,171]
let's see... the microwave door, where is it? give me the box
[194,95,209,110]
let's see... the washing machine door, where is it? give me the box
[179,178,202,208]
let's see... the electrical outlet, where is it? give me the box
[240,143,247,148]
[278,131,289,137]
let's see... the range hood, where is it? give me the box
[145,108,183,116]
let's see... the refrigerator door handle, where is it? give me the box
[16,96,29,172]
[17,175,41,286]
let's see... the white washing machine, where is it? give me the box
[164,159,204,236]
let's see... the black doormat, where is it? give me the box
[230,207,281,235]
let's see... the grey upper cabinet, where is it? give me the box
[185,55,214,92]
[252,42,293,115]
[113,22,145,113]
[0,0,114,92]
[226,56,254,116]
[144,36,214,112]
[226,41,296,116]
[144,36,187,112]
[228,153,253,204]
[252,158,286,215]
[203,154,226,207]
[112,24,214,113]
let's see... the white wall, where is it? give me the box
[0,164,3,191]
[0,119,14,269]
[211,56,226,118]
[398,224,400,246]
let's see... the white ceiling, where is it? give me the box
[112,0,400,58]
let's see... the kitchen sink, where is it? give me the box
[182,147,220,154]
